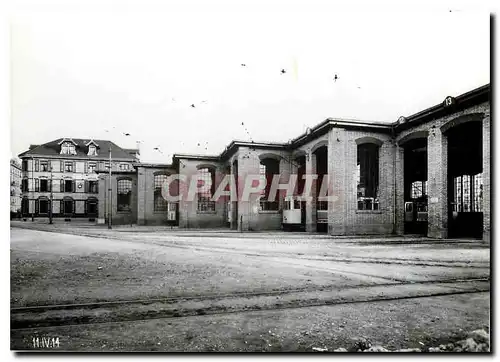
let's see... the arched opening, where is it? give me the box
[446,121,483,239]
[153,173,169,212]
[357,142,380,211]
[197,167,216,212]
[403,137,428,235]
[313,145,328,232]
[259,158,280,211]
[117,178,132,212]
[86,197,98,219]
[61,196,75,217]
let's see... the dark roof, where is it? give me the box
[18,138,137,161]
[392,83,490,132]
[134,162,175,169]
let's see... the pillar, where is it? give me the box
[394,145,405,235]
[137,167,146,225]
[328,129,346,235]
[482,114,491,243]
[427,128,448,239]
[305,151,317,232]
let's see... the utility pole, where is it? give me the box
[31,155,34,222]
[49,164,53,224]
[108,146,112,229]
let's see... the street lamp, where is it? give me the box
[108,146,112,229]
[49,164,53,224]
[31,155,34,222]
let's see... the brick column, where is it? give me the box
[305,151,317,232]
[482,114,491,243]
[237,148,261,231]
[328,129,346,235]
[230,160,238,230]
[97,174,106,224]
[427,129,448,239]
[394,145,405,235]
[137,167,146,225]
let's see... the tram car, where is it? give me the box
[404,200,428,235]
[282,196,306,231]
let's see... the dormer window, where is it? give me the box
[84,140,99,156]
[60,142,77,155]
[88,145,98,156]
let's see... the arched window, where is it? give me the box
[117,179,132,212]
[197,168,215,212]
[259,158,280,211]
[357,143,380,210]
[154,174,168,212]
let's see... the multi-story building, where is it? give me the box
[18,138,138,221]
[96,84,490,243]
[10,158,22,216]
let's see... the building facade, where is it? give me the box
[10,158,22,215]
[19,84,490,243]
[18,138,138,221]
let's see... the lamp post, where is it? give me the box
[31,155,34,222]
[103,129,132,229]
[49,164,53,224]
[108,146,112,229]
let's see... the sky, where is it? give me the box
[9,1,491,163]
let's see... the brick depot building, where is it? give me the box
[97,84,490,242]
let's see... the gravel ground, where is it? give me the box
[10,225,490,352]
[11,292,489,351]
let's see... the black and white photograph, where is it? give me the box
[6,0,493,355]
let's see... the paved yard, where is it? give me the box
[10,225,490,351]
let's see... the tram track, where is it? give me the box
[10,227,490,270]
[11,278,489,330]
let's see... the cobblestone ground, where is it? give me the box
[10,224,490,352]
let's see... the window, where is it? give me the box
[65,162,73,172]
[259,159,280,211]
[86,198,98,215]
[88,163,97,173]
[197,168,216,212]
[40,179,49,192]
[22,160,28,171]
[120,164,130,171]
[462,175,471,212]
[22,179,28,192]
[39,199,49,215]
[357,143,380,211]
[117,179,132,212]
[62,199,74,215]
[453,173,483,213]
[473,174,483,212]
[88,181,98,194]
[154,174,168,212]
[40,161,49,172]
[317,201,328,210]
[60,142,76,155]
[411,181,427,199]
[88,145,98,156]
[65,180,74,193]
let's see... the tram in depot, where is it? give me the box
[282,196,306,231]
